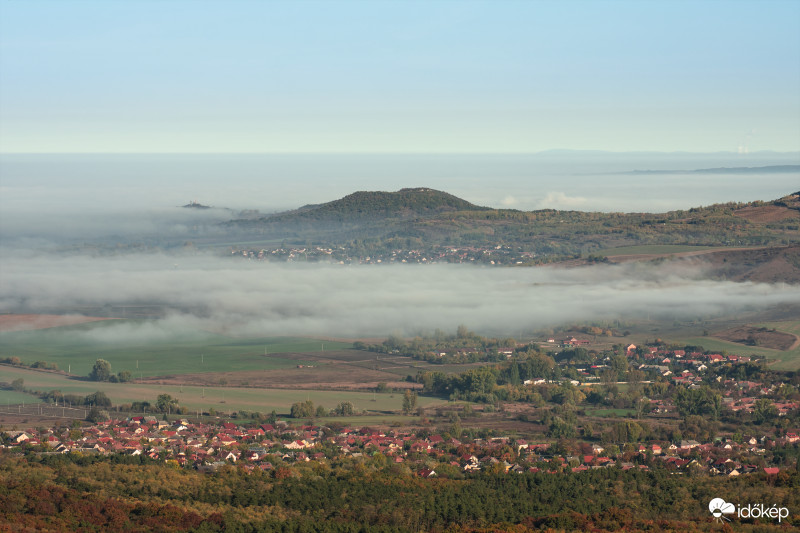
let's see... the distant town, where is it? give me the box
[230,244,551,266]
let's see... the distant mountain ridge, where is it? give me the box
[251,187,489,224]
[626,165,800,175]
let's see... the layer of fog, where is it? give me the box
[1,153,798,245]
[1,250,798,340]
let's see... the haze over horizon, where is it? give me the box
[2,1,798,218]
[1,1,799,338]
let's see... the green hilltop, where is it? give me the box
[223,189,800,263]
[258,187,488,223]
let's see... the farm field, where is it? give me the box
[598,244,721,256]
[675,320,800,370]
[0,365,446,415]
[0,320,351,378]
[0,389,42,405]
[134,352,492,390]
[0,319,497,397]
[343,356,492,378]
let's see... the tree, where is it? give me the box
[11,378,24,391]
[753,398,778,424]
[449,417,463,439]
[86,407,110,423]
[509,361,520,386]
[674,386,722,420]
[553,384,586,406]
[156,393,179,413]
[89,359,112,382]
[85,391,111,407]
[291,400,314,418]
[402,390,417,415]
[610,354,628,379]
[628,369,645,393]
[601,368,619,396]
[117,370,132,383]
[333,401,354,416]
[547,416,577,439]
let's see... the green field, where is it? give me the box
[0,389,42,405]
[0,321,351,378]
[0,365,443,415]
[675,320,800,371]
[599,245,721,256]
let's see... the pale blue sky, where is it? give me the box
[1,0,798,153]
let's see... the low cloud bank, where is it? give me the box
[1,251,798,340]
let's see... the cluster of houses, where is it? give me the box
[624,344,751,369]
[540,340,800,417]
[3,418,797,478]
[231,244,537,266]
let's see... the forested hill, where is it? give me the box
[257,187,488,223]
[223,187,490,239]
[222,190,800,260]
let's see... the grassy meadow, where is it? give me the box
[0,321,351,378]
[0,365,445,416]
[0,388,42,406]
[0,321,455,416]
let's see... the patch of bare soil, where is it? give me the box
[605,246,774,265]
[0,412,77,426]
[695,245,800,284]
[579,245,800,284]
[714,325,799,351]
[553,246,778,268]
[139,366,416,391]
[456,413,546,434]
[0,314,115,332]
[733,205,800,224]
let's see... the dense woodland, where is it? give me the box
[1,451,799,532]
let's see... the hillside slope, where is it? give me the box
[273,187,488,223]
[690,245,800,283]
[223,189,800,261]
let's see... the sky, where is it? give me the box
[1,0,799,154]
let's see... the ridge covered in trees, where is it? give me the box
[1,451,798,531]
[224,190,800,266]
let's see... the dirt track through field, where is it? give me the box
[605,246,771,264]
[0,314,115,332]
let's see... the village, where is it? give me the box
[3,408,799,480]
[231,243,543,266]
